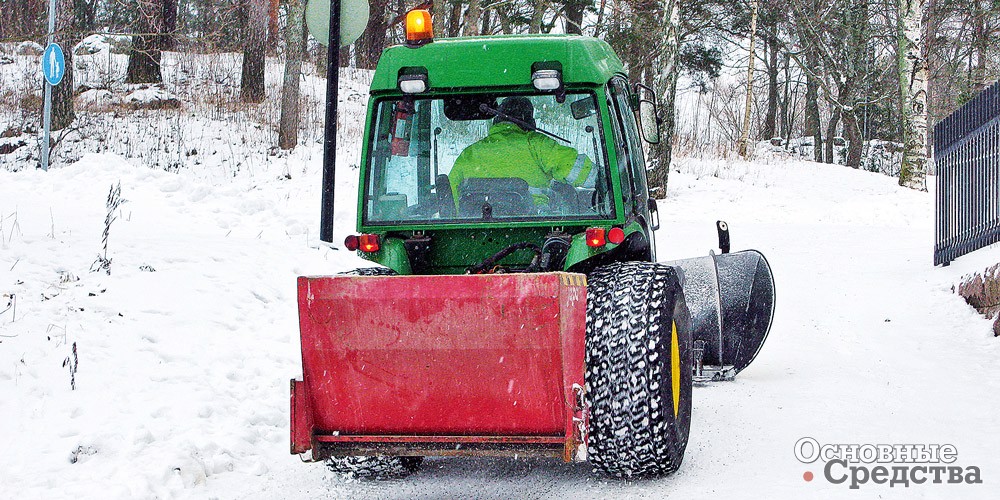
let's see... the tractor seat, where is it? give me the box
[458,178,535,218]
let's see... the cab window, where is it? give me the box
[363,92,615,225]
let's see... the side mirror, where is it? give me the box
[632,83,661,144]
[570,95,597,120]
[638,99,660,144]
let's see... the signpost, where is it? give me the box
[307,0,370,243]
[42,43,65,86]
[40,0,64,172]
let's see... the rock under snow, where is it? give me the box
[78,89,122,110]
[15,40,44,55]
[124,85,181,110]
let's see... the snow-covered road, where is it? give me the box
[2,153,998,499]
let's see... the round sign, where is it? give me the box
[41,43,66,86]
[306,0,370,47]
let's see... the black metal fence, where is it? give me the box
[934,80,1000,266]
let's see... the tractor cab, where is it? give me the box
[352,35,660,275]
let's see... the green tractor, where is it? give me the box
[290,8,775,479]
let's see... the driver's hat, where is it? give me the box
[495,96,536,130]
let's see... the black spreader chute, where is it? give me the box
[667,249,775,377]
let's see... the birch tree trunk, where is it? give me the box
[278,0,306,150]
[647,0,680,198]
[780,53,790,141]
[737,0,759,158]
[480,9,492,35]
[898,0,929,191]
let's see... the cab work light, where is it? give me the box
[532,69,562,91]
[398,73,428,94]
[405,10,433,46]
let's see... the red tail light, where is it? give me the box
[344,235,360,251]
[586,227,606,247]
[358,234,381,253]
[607,227,626,245]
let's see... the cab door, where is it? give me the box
[607,77,656,260]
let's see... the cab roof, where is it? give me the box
[369,35,626,93]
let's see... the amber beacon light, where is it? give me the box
[406,10,433,46]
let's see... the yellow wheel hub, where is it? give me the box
[671,321,681,417]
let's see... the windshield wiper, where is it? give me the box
[479,104,571,144]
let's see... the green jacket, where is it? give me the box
[450,122,595,205]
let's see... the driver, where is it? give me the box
[449,96,595,206]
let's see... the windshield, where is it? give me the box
[362,92,614,225]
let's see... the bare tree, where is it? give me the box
[241,0,268,103]
[51,0,77,130]
[357,0,390,69]
[126,0,166,84]
[803,50,822,162]
[789,0,882,168]
[279,0,307,149]
[464,0,483,36]
[1,0,45,40]
[530,0,548,33]
[563,0,590,34]
[759,5,784,140]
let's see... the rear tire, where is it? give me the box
[585,262,693,478]
[325,456,423,479]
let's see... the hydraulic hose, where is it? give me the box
[467,242,543,274]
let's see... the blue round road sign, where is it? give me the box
[42,43,66,86]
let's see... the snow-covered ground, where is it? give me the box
[3,146,999,498]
